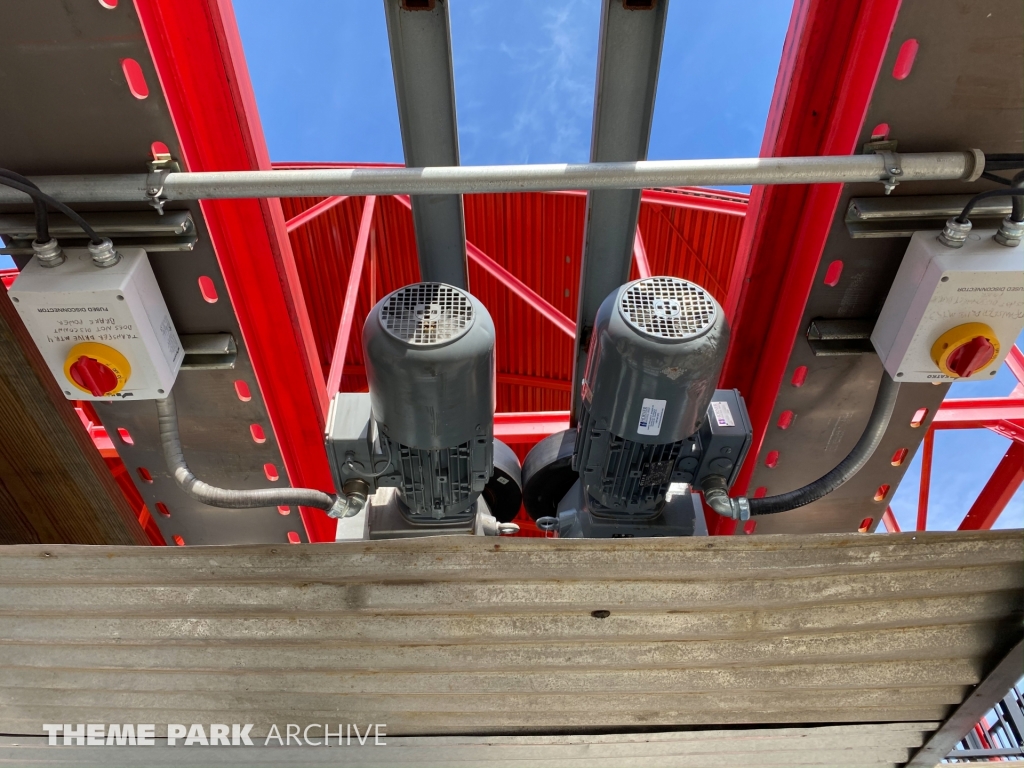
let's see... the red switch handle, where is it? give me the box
[69,356,119,397]
[946,335,996,378]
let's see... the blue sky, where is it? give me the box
[233,0,790,165]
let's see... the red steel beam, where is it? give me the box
[467,241,576,338]
[494,411,570,444]
[136,0,336,542]
[285,195,350,234]
[633,228,652,279]
[882,506,901,533]
[917,426,934,531]
[1005,345,1024,386]
[393,195,576,338]
[932,397,1024,429]
[326,196,376,400]
[719,0,902,524]
[498,373,572,392]
[987,420,1024,444]
[957,441,1024,531]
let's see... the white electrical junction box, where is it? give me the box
[871,229,1024,383]
[9,247,183,400]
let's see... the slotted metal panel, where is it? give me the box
[0,0,309,546]
[0,530,1019,738]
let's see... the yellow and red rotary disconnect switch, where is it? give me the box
[931,323,1000,380]
[62,342,132,397]
[872,228,1023,383]
[9,247,182,400]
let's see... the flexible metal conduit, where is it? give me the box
[705,373,902,520]
[0,151,984,203]
[156,393,344,515]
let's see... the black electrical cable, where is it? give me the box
[0,173,103,245]
[0,170,49,242]
[746,373,901,516]
[982,154,1024,172]
[980,172,1014,187]
[956,188,1024,224]
[1009,170,1024,223]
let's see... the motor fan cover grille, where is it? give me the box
[619,277,716,340]
[380,283,474,346]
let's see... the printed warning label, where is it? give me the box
[711,400,735,427]
[637,398,667,436]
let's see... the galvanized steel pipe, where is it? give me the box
[0,151,984,203]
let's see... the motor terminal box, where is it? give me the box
[694,389,753,490]
[325,392,397,493]
[871,230,1024,383]
[9,248,182,400]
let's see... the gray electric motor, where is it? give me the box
[362,282,496,524]
[575,276,729,519]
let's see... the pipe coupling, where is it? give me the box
[938,218,972,249]
[330,479,370,519]
[995,216,1023,247]
[88,237,121,267]
[701,474,750,521]
[32,238,65,268]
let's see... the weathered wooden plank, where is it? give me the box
[1,531,1020,583]
[0,705,952,734]
[0,534,1016,737]
[0,659,983,694]
[0,688,968,720]
[0,563,1017,614]
[0,723,941,767]
[0,594,1017,644]
[0,622,1008,672]
[0,290,148,545]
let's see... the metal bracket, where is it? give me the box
[876,150,903,195]
[862,139,903,195]
[145,159,179,215]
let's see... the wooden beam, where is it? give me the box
[0,289,149,545]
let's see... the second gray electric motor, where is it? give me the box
[362,282,496,524]
[576,276,729,519]
[523,276,751,536]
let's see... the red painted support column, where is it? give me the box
[917,427,934,531]
[957,442,1024,531]
[719,0,902,524]
[135,0,336,541]
[326,196,377,399]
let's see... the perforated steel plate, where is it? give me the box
[619,277,716,341]
[379,282,473,346]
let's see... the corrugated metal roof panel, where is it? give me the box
[0,530,1018,737]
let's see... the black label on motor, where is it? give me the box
[640,460,673,487]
